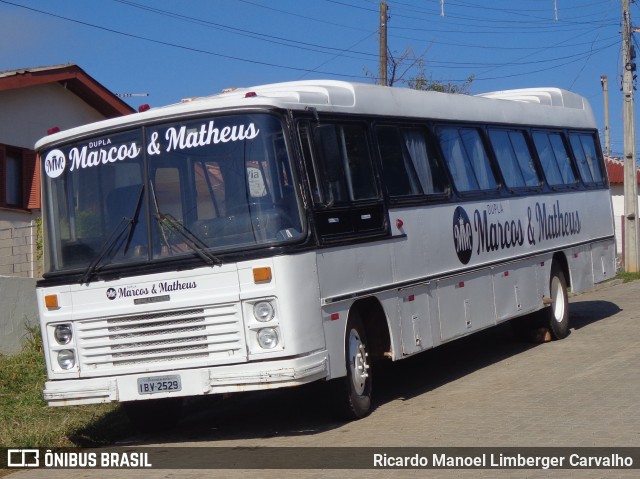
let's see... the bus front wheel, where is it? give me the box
[331,314,373,420]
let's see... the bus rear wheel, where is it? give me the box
[510,263,570,342]
[331,314,373,420]
[545,264,570,339]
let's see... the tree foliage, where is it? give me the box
[366,47,474,94]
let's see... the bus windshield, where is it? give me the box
[41,113,303,275]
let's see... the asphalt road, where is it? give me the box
[6,279,640,479]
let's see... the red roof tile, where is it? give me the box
[605,156,640,185]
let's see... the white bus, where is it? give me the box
[35,81,615,427]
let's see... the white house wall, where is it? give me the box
[609,185,640,256]
[0,83,105,149]
[0,83,106,278]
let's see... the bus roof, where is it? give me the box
[36,80,596,150]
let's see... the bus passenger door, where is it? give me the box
[399,284,434,356]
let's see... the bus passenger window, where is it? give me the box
[311,123,378,203]
[489,129,540,189]
[532,131,576,186]
[569,133,603,185]
[401,129,446,194]
[376,126,446,197]
[376,126,422,196]
[438,126,496,193]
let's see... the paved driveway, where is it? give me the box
[7,280,640,479]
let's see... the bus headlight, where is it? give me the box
[253,301,275,322]
[57,349,76,370]
[54,324,73,345]
[257,328,279,349]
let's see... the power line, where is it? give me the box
[113,0,378,61]
[0,0,372,80]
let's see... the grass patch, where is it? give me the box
[0,326,132,448]
[615,271,640,283]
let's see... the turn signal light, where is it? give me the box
[253,267,272,283]
[44,294,59,309]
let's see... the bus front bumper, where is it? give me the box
[43,350,329,406]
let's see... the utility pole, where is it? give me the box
[622,0,639,272]
[379,1,388,86]
[601,75,611,157]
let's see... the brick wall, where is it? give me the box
[0,222,38,278]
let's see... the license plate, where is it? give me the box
[137,375,182,395]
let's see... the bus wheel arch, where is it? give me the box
[330,297,391,420]
[511,253,571,342]
[349,297,391,361]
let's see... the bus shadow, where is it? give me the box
[374,299,620,405]
[568,299,621,330]
[99,300,619,446]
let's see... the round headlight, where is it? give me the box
[57,349,76,370]
[54,324,72,345]
[253,301,275,322]
[257,328,279,349]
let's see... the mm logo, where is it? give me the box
[44,149,66,178]
[453,206,473,265]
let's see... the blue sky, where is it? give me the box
[0,0,631,156]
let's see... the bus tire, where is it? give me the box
[123,397,183,433]
[332,314,373,420]
[544,264,570,340]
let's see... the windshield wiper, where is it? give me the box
[155,212,222,266]
[81,185,144,285]
[149,181,221,266]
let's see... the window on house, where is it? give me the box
[5,150,23,206]
[0,145,37,210]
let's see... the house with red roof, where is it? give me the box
[0,64,133,354]
[0,63,134,278]
[605,156,640,260]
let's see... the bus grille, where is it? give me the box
[76,305,245,372]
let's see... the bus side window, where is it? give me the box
[376,126,446,197]
[437,126,496,193]
[532,131,577,187]
[311,123,378,204]
[298,125,323,205]
[376,126,422,196]
[569,133,603,185]
[489,129,540,189]
[401,128,446,195]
